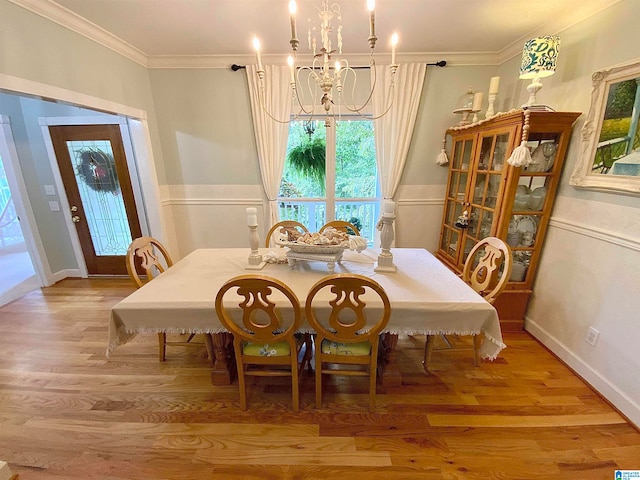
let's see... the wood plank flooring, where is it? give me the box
[0,278,638,479]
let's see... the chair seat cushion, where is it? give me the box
[242,341,291,356]
[320,339,371,356]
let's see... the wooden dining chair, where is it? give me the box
[319,220,360,236]
[215,275,303,411]
[126,236,213,362]
[305,274,391,412]
[265,220,309,247]
[423,236,512,368]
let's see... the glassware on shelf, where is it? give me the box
[542,142,557,171]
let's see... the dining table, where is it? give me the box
[108,247,505,386]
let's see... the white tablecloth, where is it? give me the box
[108,248,505,359]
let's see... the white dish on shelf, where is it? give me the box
[514,215,538,235]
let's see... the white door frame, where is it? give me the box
[0,73,168,281]
[0,115,49,286]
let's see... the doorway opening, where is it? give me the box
[0,145,38,306]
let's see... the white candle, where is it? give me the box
[252,37,263,71]
[367,0,375,38]
[288,0,297,41]
[489,76,500,95]
[383,200,395,215]
[246,207,258,226]
[390,33,398,65]
[472,92,483,111]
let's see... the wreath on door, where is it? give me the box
[75,147,120,194]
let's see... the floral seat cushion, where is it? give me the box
[320,339,371,356]
[242,341,291,357]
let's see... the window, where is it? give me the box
[278,117,379,244]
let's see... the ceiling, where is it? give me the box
[16,0,619,65]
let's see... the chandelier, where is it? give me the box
[252,0,399,126]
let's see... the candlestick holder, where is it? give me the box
[375,213,397,273]
[245,224,266,270]
[485,93,497,118]
[472,109,481,123]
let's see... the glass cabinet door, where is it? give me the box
[460,131,511,267]
[439,136,475,264]
[505,130,561,284]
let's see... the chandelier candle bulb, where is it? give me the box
[289,0,298,49]
[489,76,500,95]
[367,0,376,43]
[252,37,263,72]
[391,33,398,65]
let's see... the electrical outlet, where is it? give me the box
[586,327,600,346]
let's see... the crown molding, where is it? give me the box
[9,0,622,69]
[7,0,148,67]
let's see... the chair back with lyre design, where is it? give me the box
[215,275,303,411]
[462,236,513,305]
[305,274,390,412]
[265,220,309,247]
[319,220,360,236]
[126,236,173,288]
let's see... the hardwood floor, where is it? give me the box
[0,278,638,479]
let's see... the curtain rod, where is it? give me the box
[230,60,446,71]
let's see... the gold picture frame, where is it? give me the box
[570,59,640,194]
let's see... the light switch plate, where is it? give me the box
[48,201,60,212]
[44,184,56,195]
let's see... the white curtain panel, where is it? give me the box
[372,63,427,200]
[246,65,293,226]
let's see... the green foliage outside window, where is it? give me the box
[279,120,377,199]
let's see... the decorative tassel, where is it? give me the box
[507,109,532,167]
[436,135,449,166]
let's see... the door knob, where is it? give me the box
[72,215,81,223]
[71,205,78,212]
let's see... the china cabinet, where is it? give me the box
[436,109,581,330]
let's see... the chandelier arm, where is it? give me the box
[337,63,381,114]
[257,82,292,124]
[300,65,321,109]
[369,86,397,120]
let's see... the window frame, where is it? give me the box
[279,111,380,241]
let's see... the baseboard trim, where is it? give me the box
[526,318,640,429]
[51,269,83,282]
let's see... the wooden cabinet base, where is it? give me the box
[493,289,532,331]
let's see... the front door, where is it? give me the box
[49,124,142,275]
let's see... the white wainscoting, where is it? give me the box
[525,200,640,428]
[160,184,447,258]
